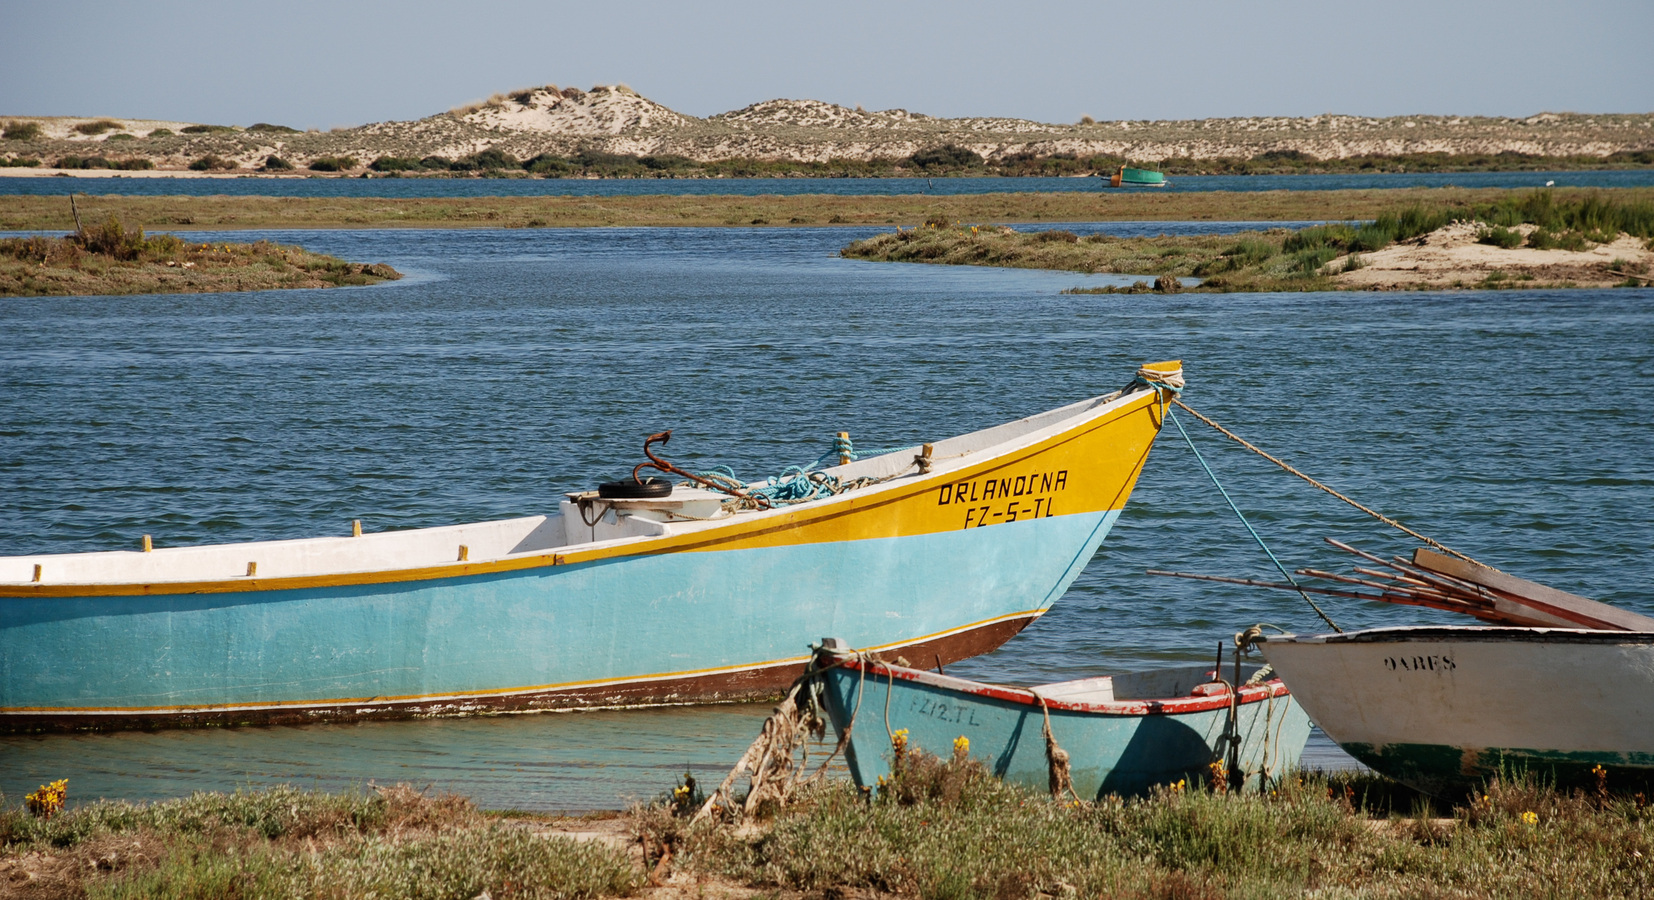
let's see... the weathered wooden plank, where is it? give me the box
[1413,548,1654,631]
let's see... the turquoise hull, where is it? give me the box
[820,656,1310,797]
[1,511,1118,728]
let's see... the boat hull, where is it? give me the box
[818,654,1310,797]
[1261,627,1654,796]
[2,379,1173,732]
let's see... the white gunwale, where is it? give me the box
[1,384,1165,596]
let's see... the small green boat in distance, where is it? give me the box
[1108,164,1167,187]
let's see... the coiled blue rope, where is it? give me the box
[691,435,923,507]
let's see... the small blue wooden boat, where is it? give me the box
[815,642,1311,797]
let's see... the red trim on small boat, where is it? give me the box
[831,655,1291,716]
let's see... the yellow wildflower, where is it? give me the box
[25,779,67,819]
[953,735,970,756]
[1521,811,1538,825]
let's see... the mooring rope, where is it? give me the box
[1130,370,1341,633]
[1170,399,1474,564]
[1028,689,1082,802]
[1168,405,1343,633]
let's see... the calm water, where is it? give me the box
[2,170,1649,198]
[2,225,1651,809]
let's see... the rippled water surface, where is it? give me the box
[3,170,1650,198]
[2,225,1651,808]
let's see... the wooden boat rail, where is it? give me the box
[829,653,1290,718]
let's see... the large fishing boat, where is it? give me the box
[0,362,1183,732]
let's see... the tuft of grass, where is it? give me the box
[261,155,293,171]
[180,124,236,134]
[306,156,359,172]
[3,120,43,140]
[468,147,519,170]
[1342,252,1366,272]
[1,156,41,167]
[1222,236,1280,268]
[247,122,300,133]
[1293,246,1340,273]
[907,144,985,171]
[56,155,110,169]
[53,156,149,170]
[188,154,233,171]
[73,119,123,136]
[369,155,424,172]
[146,128,173,138]
[525,153,574,175]
[1477,225,1524,249]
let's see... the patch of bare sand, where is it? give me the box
[1332,221,1654,289]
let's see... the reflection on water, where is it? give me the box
[1,705,776,812]
[1,224,1644,809]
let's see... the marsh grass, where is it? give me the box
[1,785,638,900]
[844,190,1654,291]
[844,223,1328,292]
[649,751,1654,900]
[0,215,401,296]
[2,187,1651,235]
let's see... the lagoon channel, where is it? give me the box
[2,223,1651,810]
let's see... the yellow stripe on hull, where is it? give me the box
[1,381,1168,599]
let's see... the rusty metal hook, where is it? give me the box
[631,430,675,484]
[629,429,771,508]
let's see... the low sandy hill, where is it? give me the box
[457,85,696,135]
[4,86,1652,173]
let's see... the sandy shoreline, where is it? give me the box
[1332,221,1654,289]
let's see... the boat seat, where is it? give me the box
[1033,676,1114,705]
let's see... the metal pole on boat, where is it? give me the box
[1229,643,1244,793]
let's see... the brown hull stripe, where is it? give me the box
[0,615,1036,734]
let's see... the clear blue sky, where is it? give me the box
[5,0,1651,129]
